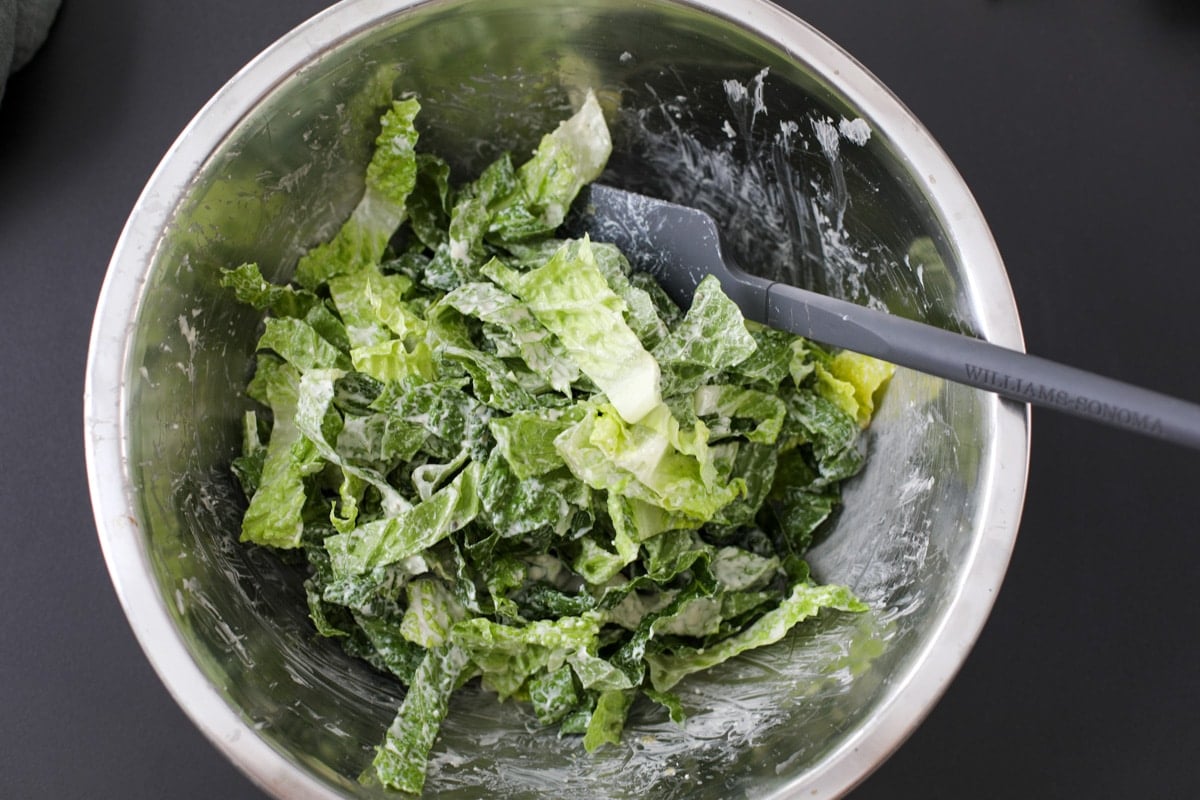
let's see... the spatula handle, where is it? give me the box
[766,282,1200,449]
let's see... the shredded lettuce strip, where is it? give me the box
[222,89,892,795]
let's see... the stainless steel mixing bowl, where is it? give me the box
[84,0,1030,797]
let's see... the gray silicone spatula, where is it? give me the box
[569,183,1200,450]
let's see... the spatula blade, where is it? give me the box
[567,184,772,321]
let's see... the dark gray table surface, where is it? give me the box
[3,1,1198,797]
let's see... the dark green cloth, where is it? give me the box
[1,0,62,102]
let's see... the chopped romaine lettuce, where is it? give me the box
[489,89,612,242]
[223,90,891,795]
[295,99,421,290]
[645,582,868,692]
[372,640,470,795]
[820,349,897,428]
[484,239,662,424]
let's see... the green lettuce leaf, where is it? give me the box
[407,153,452,251]
[325,462,482,577]
[421,154,521,290]
[485,239,661,425]
[528,664,581,725]
[439,280,579,394]
[488,407,579,478]
[373,639,471,794]
[454,612,602,700]
[220,262,321,319]
[488,90,612,243]
[400,578,466,649]
[257,317,350,372]
[294,368,412,527]
[239,360,322,548]
[295,98,421,289]
[645,581,867,692]
[370,378,495,474]
[654,274,758,395]
[817,350,896,428]
[582,689,634,753]
[588,241,669,348]
[478,449,589,539]
[655,274,757,369]
[355,610,428,684]
[334,409,428,471]
[571,520,640,585]
[327,267,420,349]
[692,384,786,444]
[727,322,795,388]
[554,400,741,524]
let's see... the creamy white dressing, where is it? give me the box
[838,117,871,146]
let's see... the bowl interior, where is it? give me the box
[100,0,1027,797]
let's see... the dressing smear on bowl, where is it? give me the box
[220,90,891,794]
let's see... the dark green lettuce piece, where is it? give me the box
[478,450,590,539]
[654,274,757,370]
[407,153,452,251]
[220,262,321,319]
[782,390,864,485]
[420,153,520,290]
[373,640,471,794]
[726,322,795,389]
[588,241,669,349]
[355,610,428,684]
[528,664,581,725]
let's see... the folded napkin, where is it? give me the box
[1,0,62,103]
